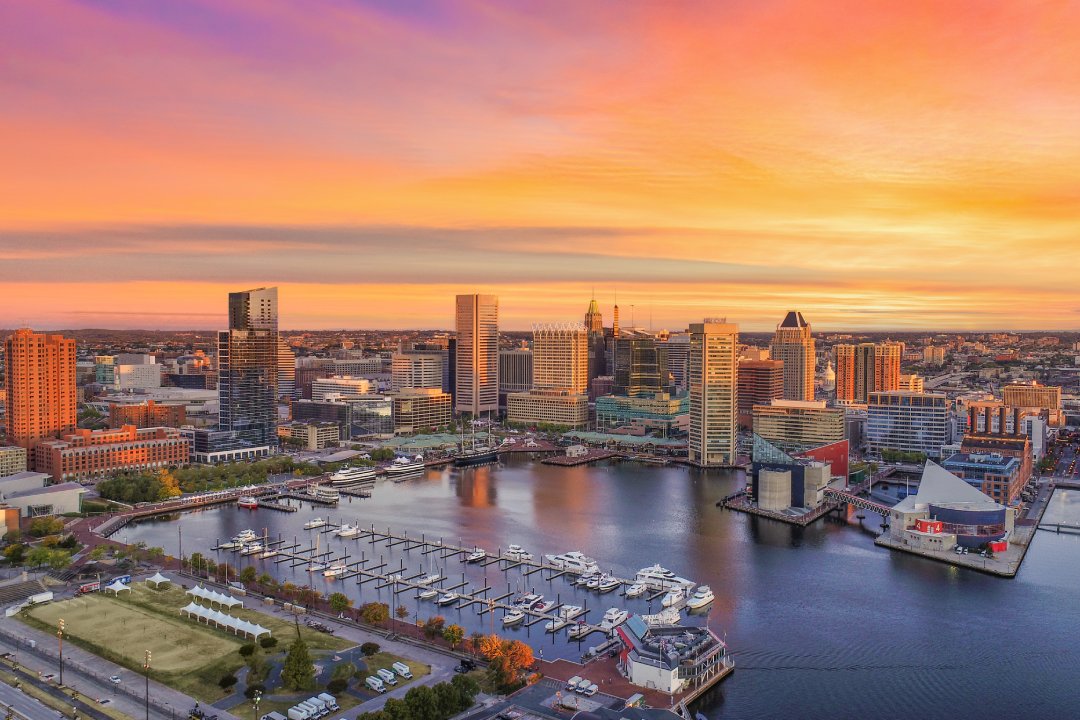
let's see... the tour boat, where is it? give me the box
[558,605,584,620]
[597,575,621,593]
[686,585,715,610]
[336,524,362,538]
[436,592,458,606]
[624,583,647,598]
[234,529,258,543]
[641,607,681,627]
[385,456,425,478]
[545,617,569,633]
[330,466,377,487]
[504,544,533,561]
[418,588,438,600]
[535,600,557,613]
[635,564,696,592]
[323,564,348,579]
[466,548,487,563]
[600,607,629,630]
[502,609,526,626]
[303,517,327,530]
[237,496,259,509]
[544,551,599,575]
[240,542,263,556]
[661,587,685,608]
[307,485,340,503]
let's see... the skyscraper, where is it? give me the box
[835,342,901,403]
[585,296,603,334]
[4,329,77,466]
[770,311,815,401]
[613,333,673,397]
[218,287,278,449]
[688,320,739,467]
[454,294,499,415]
[738,358,784,427]
[277,337,296,400]
[585,296,606,383]
[532,323,588,393]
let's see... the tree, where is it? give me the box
[422,615,446,639]
[46,549,72,571]
[25,546,54,569]
[360,642,380,656]
[88,545,107,561]
[442,624,464,650]
[403,685,439,720]
[3,544,26,564]
[239,566,258,584]
[478,634,503,659]
[281,639,316,691]
[156,469,182,500]
[395,604,410,621]
[328,592,352,614]
[359,601,390,625]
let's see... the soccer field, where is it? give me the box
[26,588,241,673]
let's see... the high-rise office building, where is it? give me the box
[613,333,673,398]
[585,296,603,334]
[4,329,77,464]
[665,334,692,391]
[752,400,846,455]
[218,287,278,450]
[585,296,606,383]
[532,323,588,393]
[454,294,499,415]
[277,338,296,400]
[866,391,948,459]
[391,353,444,391]
[835,342,901,403]
[688,320,739,467]
[738,359,784,427]
[770,311,815,401]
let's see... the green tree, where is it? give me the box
[88,545,107,561]
[442,624,464,650]
[25,546,54,568]
[403,685,439,720]
[3,544,26,564]
[329,592,352,614]
[281,639,316,691]
[239,566,258,584]
[46,549,72,570]
[359,601,390,625]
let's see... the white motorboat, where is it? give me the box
[323,564,348,578]
[303,517,327,530]
[336,524,362,538]
[686,585,715,610]
[418,588,438,600]
[641,607,681,627]
[558,605,584,620]
[624,583,647,598]
[502,609,526,626]
[416,574,442,586]
[504,544,533,561]
[535,600,557,613]
[436,592,458,606]
[308,562,327,573]
[466,548,487,563]
[330,466,377,487]
[635,564,695,592]
[575,571,599,587]
[240,542,263,556]
[217,541,239,550]
[600,607,629,630]
[597,575,620,593]
[515,593,543,609]
[259,548,278,559]
[586,576,601,590]
[234,529,258,543]
[567,622,591,639]
[544,551,599,575]
[385,455,425,478]
[661,587,685,608]
[545,617,568,633]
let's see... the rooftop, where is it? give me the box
[892,461,1005,514]
[778,310,808,329]
[5,482,86,499]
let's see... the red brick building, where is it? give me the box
[738,359,784,428]
[108,400,187,429]
[33,425,190,483]
[4,329,77,466]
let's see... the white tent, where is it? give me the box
[104,580,131,594]
[146,572,171,587]
[179,602,270,639]
[186,585,243,608]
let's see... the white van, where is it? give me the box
[317,693,340,711]
[365,676,386,693]
[392,661,413,679]
[296,701,322,718]
[305,697,328,717]
[377,668,398,685]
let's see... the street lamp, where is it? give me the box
[142,650,151,720]
[251,688,262,720]
[57,618,65,686]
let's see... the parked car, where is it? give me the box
[109,675,121,684]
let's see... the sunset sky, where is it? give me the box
[3,1,1079,331]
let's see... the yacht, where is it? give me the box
[240,542,263,556]
[234,529,258,543]
[330,466,377,487]
[323,564,348,579]
[504,544,533,561]
[502,609,526,626]
[535,600,557,613]
[586,576,601,591]
[624,583,647,598]
[385,455,425,479]
[545,617,569,633]
[303,517,327,530]
[641,607,681,627]
[515,593,544,609]
[686,585,714,610]
[418,588,438,600]
[544,551,599,575]
[308,562,327,573]
[307,485,340,503]
[575,571,599,587]
[466,548,487,563]
[661,587,685,608]
[436,592,458,606]
[259,548,278,559]
[597,575,621,593]
[237,496,258,509]
[217,540,239,550]
[336,524,362,538]
[600,608,629,630]
[558,605,584,620]
[567,622,591,640]
[416,574,442,586]
[635,564,695,592]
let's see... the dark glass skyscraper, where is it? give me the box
[613,334,674,397]
[218,287,278,449]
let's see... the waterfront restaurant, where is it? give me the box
[887,461,1015,552]
[614,615,732,695]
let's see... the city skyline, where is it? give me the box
[3,2,1080,331]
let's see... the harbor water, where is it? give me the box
[120,455,1080,719]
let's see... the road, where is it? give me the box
[0,680,48,720]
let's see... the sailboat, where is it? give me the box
[453,414,499,467]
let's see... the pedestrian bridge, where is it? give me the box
[824,487,892,517]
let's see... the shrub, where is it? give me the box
[219,674,238,689]
[259,636,278,649]
[360,642,380,656]
[327,678,348,694]
[239,644,256,657]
